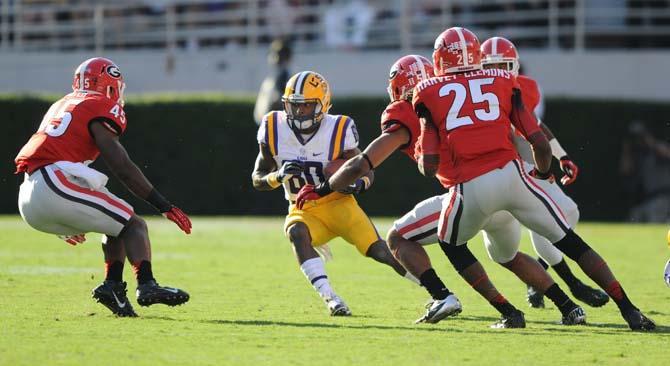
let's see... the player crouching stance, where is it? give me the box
[251,71,417,316]
[480,36,609,309]
[15,58,192,317]
[415,27,654,331]
[298,55,584,328]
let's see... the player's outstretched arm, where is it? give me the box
[90,120,192,234]
[328,127,410,192]
[540,122,579,185]
[335,147,375,194]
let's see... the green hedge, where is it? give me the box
[2,94,668,221]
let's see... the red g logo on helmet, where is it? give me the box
[432,27,482,76]
[387,55,434,101]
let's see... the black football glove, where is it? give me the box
[277,161,304,183]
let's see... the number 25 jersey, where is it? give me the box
[257,111,358,202]
[412,69,540,185]
[15,92,127,174]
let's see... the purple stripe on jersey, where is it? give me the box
[339,118,352,154]
[272,111,279,155]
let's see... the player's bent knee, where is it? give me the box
[553,230,591,261]
[439,240,477,272]
[386,229,402,251]
[287,222,311,246]
[498,252,521,268]
[120,215,147,238]
[366,240,392,260]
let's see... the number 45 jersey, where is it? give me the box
[257,110,358,202]
[15,92,127,174]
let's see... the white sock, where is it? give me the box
[404,271,421,285]
[300,257,334,298]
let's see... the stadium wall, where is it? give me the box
[1,49,670,101]
[2,96,668,221]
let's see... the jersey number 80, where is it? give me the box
[282,160,325,194]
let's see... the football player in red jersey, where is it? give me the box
[15,57,192,317]
[297,55,589,328]
[413,27,654,331]
[481,36,609,309]
[297,55,521,326]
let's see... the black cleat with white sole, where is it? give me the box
[569,281,609,308]
[561,305,587,325]
[92,281,138,317]
[136,280,189,307]
[622,308,656,331]
[526,285,545,308]
[491,310,526,329]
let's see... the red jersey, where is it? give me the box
[413,68,540,185]
[380,100,420,158]
[15,92,127,174]
[380,100,458,187]
[518,75,540,113]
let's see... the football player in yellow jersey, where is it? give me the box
[251,71,419,316]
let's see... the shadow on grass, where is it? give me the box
[142,315,669,335]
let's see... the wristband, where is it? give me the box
[146,188,172,213]
[266,172,282,188]
[315,180,334,196]
[549,138,568,160]
[361,153,375,170]
[533,169,553,180]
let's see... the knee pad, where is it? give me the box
[439,240,477,272]
[553,230,591,261]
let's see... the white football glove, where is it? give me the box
[664,259,670,288]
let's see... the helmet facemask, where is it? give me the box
[482,56,519,76]
[283,96,323,136]
[112,81,126,107]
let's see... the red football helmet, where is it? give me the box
[72,57,126,105]
[387,55,434,101]
[481,37,520,75]
[432,27,482,76]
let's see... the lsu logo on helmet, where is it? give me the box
[282,71,332,134]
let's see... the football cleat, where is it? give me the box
[622,309,656,331]
[560,305,587,325]
[136,280,189,307]
[415,294,462,324]
[92,280,137,317]
[526,285,545,308]
[569,281,609,307]
[323,294,351,316]
[491,310,526,329]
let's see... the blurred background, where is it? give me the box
[1,0,669,222]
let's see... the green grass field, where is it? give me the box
[1,216,669,365]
